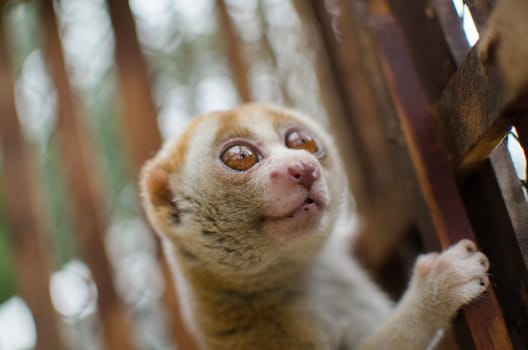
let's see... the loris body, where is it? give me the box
[140,104,490,349]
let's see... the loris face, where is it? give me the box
[141,104,346,277]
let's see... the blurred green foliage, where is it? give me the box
[41,142,77,265]
[0,177,16,304]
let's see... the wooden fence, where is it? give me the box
[0,0,527,349]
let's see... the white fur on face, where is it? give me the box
[251,145,331,240]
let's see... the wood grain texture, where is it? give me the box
[367,12,513,349]
[434,48,514,175]
[433,1,528,347]
[387,0,457,102]
[309,0,394,201]
[461,144,528,349]
[431,0,471,66]
[309,0,418,271]
[434,0,528,175]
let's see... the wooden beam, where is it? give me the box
[489,146,528,264]
[431,0,469,66]
[40,2,135,349]
[433,0,528,175]
[309,0,394,202]
[387,0,458,102]
[292,0,364,187]
[367,11,513,349]
[0,12,65,350]
[308,0,418,270]
[216,0,251,102]
[432,1,528,347]
[106,0,161,172]
[106,1,201,349]
[460,144,528,349]
[433,48,512,174]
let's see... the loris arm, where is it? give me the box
[358,239,489,350]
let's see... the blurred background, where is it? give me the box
[0,0,526,349]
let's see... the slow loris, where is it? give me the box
[140,103,490,350]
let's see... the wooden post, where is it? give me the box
[0,9,65,350]
[432,1,528,347]
[106,1,200,349]
[432,0,528,174]
[216,0,252,103]
[309,0,418,271]
[40,1,135,349]
[461,144,528,348]
[367,9,513,349]
[431,0,470,65]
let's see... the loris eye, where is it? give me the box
[221,144,259,171]
[285,130,319,154]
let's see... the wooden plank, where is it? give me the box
[105,1,201,349]
[431,0,469,66]
[256,2,288,105]
[292,0,364,185]
[371,0,468,278]
[489,145,528,264]
[106,0,161,172]
[367,11,513,349]
[0,12,65,350]
[308,0,417,270]
[307,1,415,204]
[433,0,528,175]
[460,144,528,349]
[40,2,135,349]
[309,0,394,202]
[387,0,458,102]
[216,0,251,102]
[433,48,512,174]
[432,1,528,346]
[303,0,373,211]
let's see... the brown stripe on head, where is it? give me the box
[213,106,256,142]
[213,103,296,142]
[258,104,300,130]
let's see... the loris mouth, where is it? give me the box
[261,188,328,224]
[285,196,320,219]
[261,192,328,241]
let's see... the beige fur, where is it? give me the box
[140,104,490,349]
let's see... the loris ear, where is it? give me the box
[140,161,180,228]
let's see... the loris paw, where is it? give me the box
[412,239,490,321]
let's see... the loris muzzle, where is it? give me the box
[140,103,490,350]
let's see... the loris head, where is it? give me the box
[140,104,347,280]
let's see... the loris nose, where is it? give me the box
[287,162,319,189]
